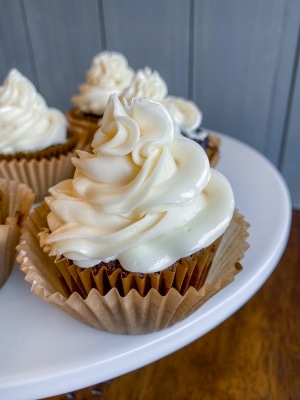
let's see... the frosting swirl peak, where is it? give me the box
[120,67,168,102]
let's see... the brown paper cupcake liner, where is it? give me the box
[66,108,102,152]
[0,126,89,202]
[0,125,84,162]
[66,107,102,132]
[0,178,35,288]
[206,133,221,168]
[38,222,222,298]
[17,203,249,334]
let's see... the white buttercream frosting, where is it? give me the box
[42,94,234,273]
[72,51,134,115]
[120,66,203,134]
[120,67,168,102]
[0,69,67,154]
[161,96,202,134]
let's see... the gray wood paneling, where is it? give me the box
[281,37,300,209]
[23,0,104,111]
[0,0,35,83]
[102,0,191,97]
[262,0,300,165]
[192,0,297,165]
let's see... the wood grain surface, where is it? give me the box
[44,210,299,400]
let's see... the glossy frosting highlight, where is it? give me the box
[42,95,234,273]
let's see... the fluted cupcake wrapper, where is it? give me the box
[66,107,102,152]
[0,126,89,202]
[205,133,221,168]
[0,178,35,288]
[42,236,222,298]
[17,203,249,334]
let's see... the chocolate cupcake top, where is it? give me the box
[0,69,67,154]
[40,95,234,273]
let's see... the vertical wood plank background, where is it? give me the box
[23,0,104,111]
[102,0,191,97]
[0,0,299,208]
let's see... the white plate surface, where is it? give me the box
[0,133,292,400]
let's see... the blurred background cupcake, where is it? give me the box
[0,69,88,202]
[0,178,34,288]
[66,51,135,146]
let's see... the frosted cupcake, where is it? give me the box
[66,51,134,143]
[18,95,249,334]
[0,69,87,201]
[0,178,34,288]
[120,67,220,167]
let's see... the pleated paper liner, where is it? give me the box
[205,133,221,168]
[38,235,222,298]
[17,202,250,334]
[0,178,35,288]
[66,107,101,134]
[66,107,102,152]
[0,126,89,202]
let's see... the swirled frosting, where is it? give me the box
[72,51,134,115]
[120,67,202,134]
[0,69,67,154]
[42,94,234,273]
[161,96,202,134]
[120,67,168,102]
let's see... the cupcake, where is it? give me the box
[0,178,34,288]
[17,95,249,334]
[120,66,220,167]
[66,51,134,144]
[0,69,88,201]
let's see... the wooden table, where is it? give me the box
[45,210,300,400]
